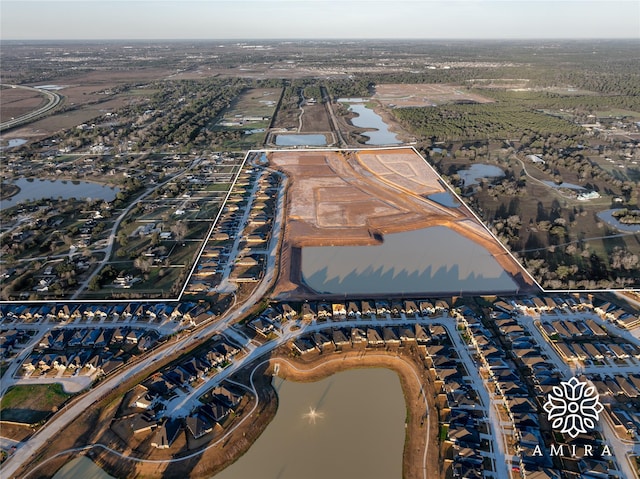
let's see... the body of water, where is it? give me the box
[215,368,405,479]
[0,139,27,150]
[1,178,120,211]
[427,191,461,208]
[597,209,640,233]
[542,180,586,191]
[341,101,402,145]
[302,226,518,295]
[457,164,505,186]
[275,134,327,146]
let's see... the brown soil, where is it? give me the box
[0,89,45,123]
[0,422,34,442]
[300,103,331,132]
[268,148,535,298]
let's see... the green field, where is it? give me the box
[0,384,71,424]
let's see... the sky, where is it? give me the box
[1,0,639,40]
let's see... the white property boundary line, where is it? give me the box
[1,146,637,305]
[176,151,250,300]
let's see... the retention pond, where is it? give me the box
[214,368,405,479]
[0,178,120,211]
[302,226,518,295]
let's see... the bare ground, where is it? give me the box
[269,148,535,298]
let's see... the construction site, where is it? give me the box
[268,147,538,299]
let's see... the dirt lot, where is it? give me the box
[373,84,495,107]
[300,103,332,132]
[269,148,535,297]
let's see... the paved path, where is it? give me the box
[517,312,637,478]
[72,159,202,299]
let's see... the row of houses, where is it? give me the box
[116,381,245,449]
[463,312,554,476]
[186,167,279,293]
[535,317,640,363]
[230,171,279,283]
[495,295,640,330]
[0,301,213,327]
[36,327,158,352]
[264,299,450,323]
[19,327,161,377]
[483,301,616,478]
[22,349,125,376]
[158,340,241,391]
[419,325,487,478]
[185,385,244,440]
[291,323,439,354]
[0,328,32,358]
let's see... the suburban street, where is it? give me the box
[72,158,204,299]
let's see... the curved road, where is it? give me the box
[0,84,62,132]
[19,351,431,479]
[72,158,202,299]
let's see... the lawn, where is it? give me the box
[0,383,71,424]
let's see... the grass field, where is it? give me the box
[0,384,71,424]
[215,88,280,130]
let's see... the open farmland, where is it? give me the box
[0,86,47,124]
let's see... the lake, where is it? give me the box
[214,368,406,479]
[275,134,327,146]
[457,164,505,186]
[341,100,402,146]
[597,209,640,233]
[0,139,28,149]
[1,178,120,211]
[302,226,518,295]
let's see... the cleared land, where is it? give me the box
[373,83,494,108]
[269,147,535,298]
[0,87,46,123]
[216,88,280,129]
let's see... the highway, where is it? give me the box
[0,84,62,132]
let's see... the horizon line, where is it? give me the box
[3,37,640,42]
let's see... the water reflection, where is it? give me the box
[597,209,640,232]
[340,100,402,145]
[1,178,120,211]
[302,226,518,295]
[457,164,505,186]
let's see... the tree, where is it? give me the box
[134,256,152,273]
[171,221,188,242]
